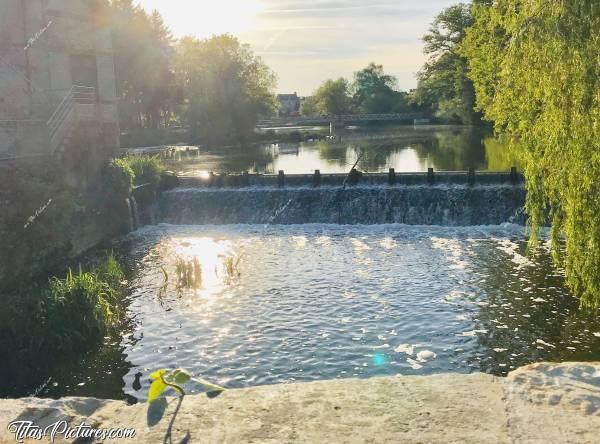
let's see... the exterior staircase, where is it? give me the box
[46,85,96,153]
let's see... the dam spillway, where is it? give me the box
[159,172,526,226]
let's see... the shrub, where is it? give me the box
[123,155,165,203]
[105,158,135,198]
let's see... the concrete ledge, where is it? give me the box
[1,363,598,443]
[178,171,524,189]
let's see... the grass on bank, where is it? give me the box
[0,253,126,364]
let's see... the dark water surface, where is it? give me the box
[25,224,600,402]
[162,125,516,175]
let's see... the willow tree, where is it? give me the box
[462,0,600,307]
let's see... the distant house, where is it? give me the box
[277,93,300,117]
[0,0,119,181]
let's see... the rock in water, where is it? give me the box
[417,350,437,362]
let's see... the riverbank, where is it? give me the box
[2,362,598,443]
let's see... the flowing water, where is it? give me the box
[160,185,526,226]
[25,223,600,402]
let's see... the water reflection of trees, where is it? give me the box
[484,136,519,171]
[312,126,508,172]
[315,141,350,168]
[410,127,488,171]
[164,145,275,174]
[163,126,516,174]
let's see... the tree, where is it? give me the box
[109,1,175,129]
[413,3,480,124]
[300,96,319,117]
[174,34,277,144]
[312,78,351,115]
[462,0,600,307]
[352,63,408,113]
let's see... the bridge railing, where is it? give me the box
[257,113,424,127]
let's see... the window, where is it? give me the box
[70,53,98,92]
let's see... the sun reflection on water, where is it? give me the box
[167,237,239,298]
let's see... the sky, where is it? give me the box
[135,0,459,95]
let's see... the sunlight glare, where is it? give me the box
[173,237,233,298]
[163,0,265,37]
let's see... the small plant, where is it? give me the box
[222,254,242,279]
[175,257,202,289]
[147,368,225,442]
[148,368,225,403]
[148,368,225,442]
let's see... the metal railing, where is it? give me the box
[46,85,96,152]
[257,113,424,127]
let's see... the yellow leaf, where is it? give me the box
[148,378,166,403]
[150,369,167,381]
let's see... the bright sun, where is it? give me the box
[139,0,265,37]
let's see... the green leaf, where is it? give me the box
[168,368,191,385]
[191,377,225,396]
[148,378,167,403]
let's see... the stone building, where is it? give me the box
[277,93,300,117]
[0,0,119,179]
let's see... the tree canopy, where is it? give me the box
[109,0,175,129]
[105,1,277,144]
[412,3,480,124]
[352,63,409,113]
[174,34,277,144]
[462,0,600,307]
[311,78,352,115]
[302,64,410,116]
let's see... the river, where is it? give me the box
[161,125,517,176]
[7,125,600,403]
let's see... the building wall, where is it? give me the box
[0,0,119,157]
[277,93,300,117]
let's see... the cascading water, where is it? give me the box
[125,197,135,231]
[159,185,526,226]
[130,195,141,229]
[125,196,141,231]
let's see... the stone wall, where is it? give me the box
[0,362,598,443]
[0,156,129,284]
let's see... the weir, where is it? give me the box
[160,171,526,226]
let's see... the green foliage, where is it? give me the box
[310,64,409,116]
[484,136,519,172]
[462,0,600,307]
[412,3,480,124]
[312,78,352,115]
[122,155,165,203]
[107,1,278,142]
[300,96,319,117]
[148,368,224,403]
[109,0,176,129]
[105,158,135,198]
[352,63,409,113]
[0,254,126,364]
[174,34,278,144]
